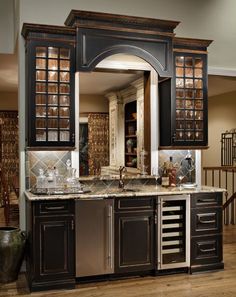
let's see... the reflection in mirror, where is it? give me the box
[79,68,145,176]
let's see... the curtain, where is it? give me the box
[88,113,109,175]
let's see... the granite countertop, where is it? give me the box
[25,185,226,201]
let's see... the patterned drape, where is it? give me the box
[88,113,109,175]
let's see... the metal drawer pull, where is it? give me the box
[198,218,216,224]
[198,198,215,203]
[200,247,216,253]
[45,206,65,210]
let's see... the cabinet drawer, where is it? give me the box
[115,197,154,212]
[34,200,74,216]
[191,208,222,236]
[191,235,222,266]
[191,193,222,208]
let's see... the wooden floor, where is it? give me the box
[0,225,236,297]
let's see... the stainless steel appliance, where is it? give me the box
[75,198,114,277]
[157,195,190,270]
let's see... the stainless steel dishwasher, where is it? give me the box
[75,198,114,277]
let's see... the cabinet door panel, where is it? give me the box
[34,216,74,280]
[115,212,154,273]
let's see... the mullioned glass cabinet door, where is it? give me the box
[27,41,75,148]
[173,53,208,146]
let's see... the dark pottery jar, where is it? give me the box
[0,227,26,283]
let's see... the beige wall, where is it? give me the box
[202,91,236,167]
[0,91,18,110]
[79,94,108,113]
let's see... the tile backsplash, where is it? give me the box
[158,150,196,184]
[26,151,71,189]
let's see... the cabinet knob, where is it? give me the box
[172,133,176,141]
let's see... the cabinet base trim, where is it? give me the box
[28,277,75,292]
[190,262,224,274]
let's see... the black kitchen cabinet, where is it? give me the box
[190,192,224,273]
[115,197,155,274]
[26,199,75,291]
[22,24,76,149]
[159,37,212,148]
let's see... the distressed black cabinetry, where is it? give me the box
[22,24,76,149]
[115,197,155,273]
[26,199,75,291]
[159,37,212,148]
[190,192,224,273]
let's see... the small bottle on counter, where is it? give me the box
[161,162,169,188]
[168,156,177,187]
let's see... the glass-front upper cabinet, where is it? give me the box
[174,53,207,146]
[159,37,211,148]
[22,24,76,148]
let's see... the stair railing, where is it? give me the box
[203,166,236,225]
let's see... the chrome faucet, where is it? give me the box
[118,166,126,189]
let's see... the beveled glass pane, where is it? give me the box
[195,89,203,99]
[185,89,194,99]
[195,121,203,130]
[36,94,46,105]
[60,131,70,141]
[48,119,58,128]
[60,95,70,106]
[194,68,203,78]
[36,58,46,69]
[48,130,58,141]
[48,47,58,58]
[48,107,58,117]
[185,131,194,140]
[48,59,58,70]
[195,58,203,68]
[195,100,203,110]
[60,60,70,71]
[185,121,194,130]
[185,79,193,88]
[36,47,47,57]
[175,131,184,140]
[60,48,70,59]
[36,82,46,93]
[185,57,193,67]
[59,83,70,94]
[185,68,193,77]
[176,99,184,109]
[36,119,46,128]
[59,107,70,117]
[195,110,203,120]
[176,67,184,77]
[194,79,203,89]
[176,120,185,130]
[176,109,185,119]
[185,110,194,119]
[176,78,184,88]
[48,71,58,82]
[36,130,46,141]
[185,100,194,109]
[176,89,185,98]
[60,72,70,82]
[59,119,70,129]
[175,56,184,67]
[195,131,203,141]
[48,95,58,105]
[48,83,58,93]
[36,70,46,81]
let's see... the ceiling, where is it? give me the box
[0,53,236,97]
